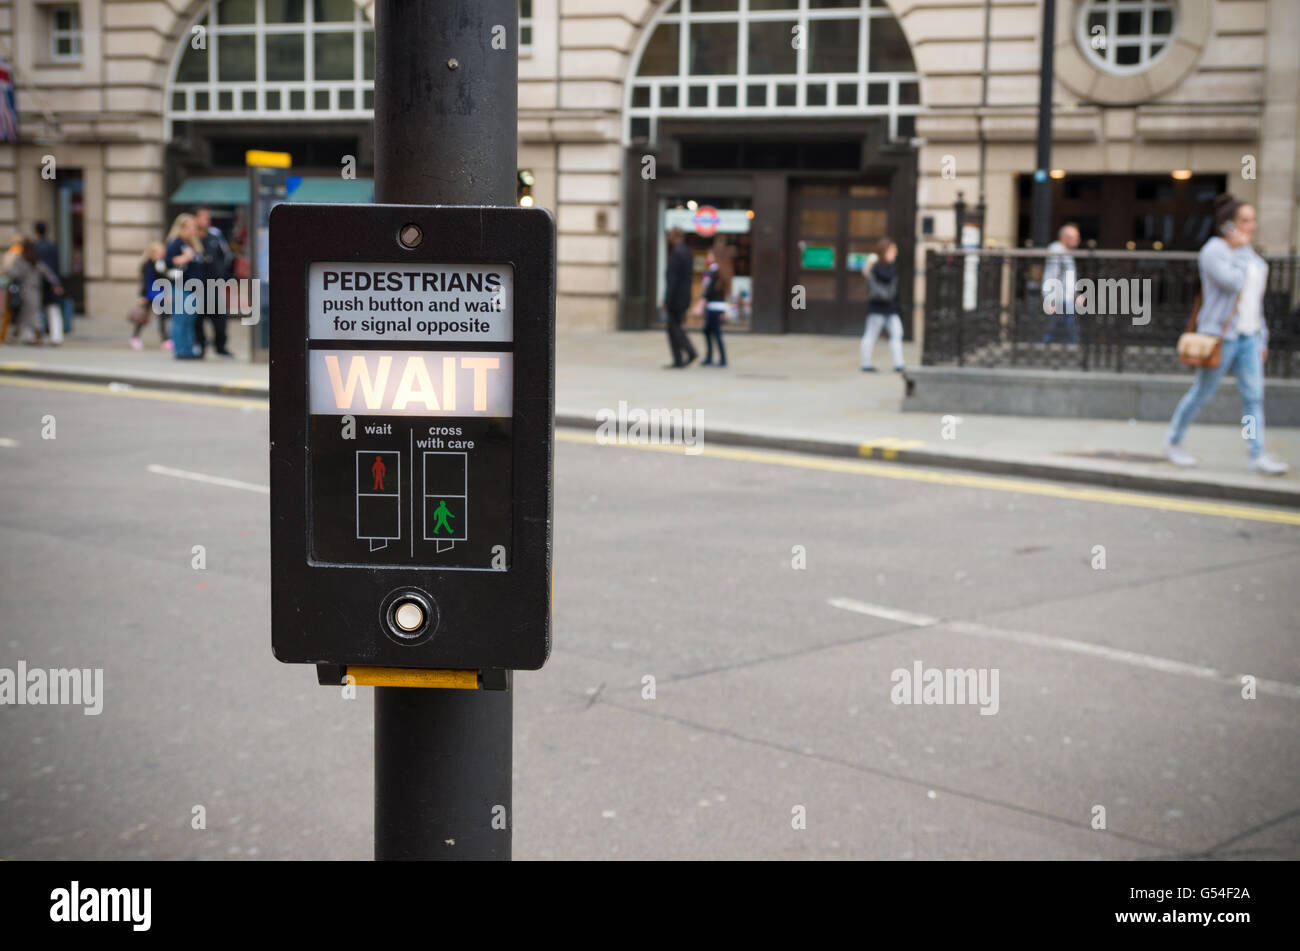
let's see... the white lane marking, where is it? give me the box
[828,598,1300,700]
[147,463,269,495]
[0,437,17,448]
[828,597,939,627]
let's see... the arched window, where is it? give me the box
[167,0,373,129]
[626,0,920,143]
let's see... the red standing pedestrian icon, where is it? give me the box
[371,455,387,491]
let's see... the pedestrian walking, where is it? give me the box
[0,233,22,343]
[860,238,905,372]
[1041,222,1082,344]
[697,237,731,367]
[164,213,206,360]
[6,240,62,345]
[1166,194,1288,475]
[661,226,698,368]
[194,206,234,357]
[33,222,66,344]
[132,240,168,350]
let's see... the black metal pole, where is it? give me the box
[1031,0,1056,247]
[372,0,517,862]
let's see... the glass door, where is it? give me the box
[658,196,754,332]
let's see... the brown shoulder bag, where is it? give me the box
[1177,291,1240,370]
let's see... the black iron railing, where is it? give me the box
[922,249,1300,377]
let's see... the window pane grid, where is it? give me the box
[51,5,82,59]
[521,0,534,52]
[629,0,920,140]
[1077,0,1176,74]
[167,0,374,122]
[656,9,911,21]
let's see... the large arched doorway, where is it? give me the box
[620,0,922,336]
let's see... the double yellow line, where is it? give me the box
[556,429,1300,527]
[4,372,1297,528]
[0,372,269,410]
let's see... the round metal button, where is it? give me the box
[379,588,438,646]
[393,600,425,633]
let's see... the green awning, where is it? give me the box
[168,175,373,206]
[169,176,248,206]
[290,178,374,203]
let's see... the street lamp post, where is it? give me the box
[1031,0,1057,248]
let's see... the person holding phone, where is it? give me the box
[164,213,206,360]
[1166,194,1288,475]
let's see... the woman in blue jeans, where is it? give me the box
[164,213,205,360]
[1166,195,1288,476]
[698,237,732,367]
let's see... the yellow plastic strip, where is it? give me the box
[346,666,478,689]
[859,438,925,460]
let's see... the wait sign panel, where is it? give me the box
[270,205,554,671]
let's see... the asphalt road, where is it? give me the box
[1,377,1297,859]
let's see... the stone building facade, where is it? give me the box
[0,0,1296,338]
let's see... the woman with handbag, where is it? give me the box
[7,240,62,345]
[1166,195,1288,475]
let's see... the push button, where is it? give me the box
[394,600,425,633]
[380,588,437,645]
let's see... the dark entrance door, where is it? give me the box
[52,171,84,314]
[786,179,891,334]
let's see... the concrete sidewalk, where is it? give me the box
[3,315,1298,506]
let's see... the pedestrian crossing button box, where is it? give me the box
[270,204,554,671]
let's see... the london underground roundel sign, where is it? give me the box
[692,205,721,237]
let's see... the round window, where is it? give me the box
[1077,0,1178,75]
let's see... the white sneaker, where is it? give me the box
[1248,454,1289,476]
[1165,441,1196,467]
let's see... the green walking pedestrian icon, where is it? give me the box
[431,499,455,535]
